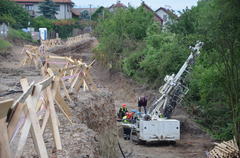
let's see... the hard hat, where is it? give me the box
[122,104,126,107]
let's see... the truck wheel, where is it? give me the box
[170,141,176,145]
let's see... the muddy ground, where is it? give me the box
[0,37,214,158]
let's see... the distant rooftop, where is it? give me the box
[109,1,127,9]
[71,8,98,16]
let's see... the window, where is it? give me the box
[25,5,33,11]
[67,5,70,12]
[163,14,168,21]
[56,5,60,11]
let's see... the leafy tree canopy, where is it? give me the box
[0,0,29,28]
[39,0,58,19]
[80,10,90,20]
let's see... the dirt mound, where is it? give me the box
[70,91,119,158]
[48,38,96,58]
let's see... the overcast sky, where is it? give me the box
[72,0,199,11]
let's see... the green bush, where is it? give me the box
[8,28,32,41]
[94,6,154,69]
[123,30,189,87]
[0,38,12,56]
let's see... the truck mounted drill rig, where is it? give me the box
[126,41,204,143]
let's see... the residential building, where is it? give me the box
[155,7,178,25]
[141,2,163,25]
[109,1,127,12]
[71,8,97,18]
[12,0,73,19]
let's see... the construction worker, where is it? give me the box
[118,104,128,119]
[138,96,147,114]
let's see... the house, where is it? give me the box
[12,0,73,19]
[141,2,163,25]
[71,8,97,18]
[109,1,127,12]
[155,7,178,25]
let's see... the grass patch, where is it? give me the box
[0,38,12,56]
[8,28,32,41]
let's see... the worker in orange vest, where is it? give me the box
[118,104,128,119]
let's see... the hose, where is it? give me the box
[118,141,126,158]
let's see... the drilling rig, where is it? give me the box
[126,42,204,143]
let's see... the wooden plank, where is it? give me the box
[85,71,97,91]
[37,76,53,90]
[70,72,80,91]
[49,55,66,60]
[7,103,26,141]
[41,107,50,135]
[54,91,72,123]
[46,87,62,150]
[89,59,96,67]
[0,119,11,158]
[15,79,48,158]
[11,82,35,108]
[60,79,72,102]
[0,99,14,119]
[47,68,54,76]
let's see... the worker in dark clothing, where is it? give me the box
[118,104,128,119]
[138,96,147,114]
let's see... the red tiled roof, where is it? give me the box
[141,2,163,24]
[12,0,72,3]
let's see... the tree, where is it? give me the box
[92,7,109,21]
[0,0,29,28]
[209,0,240,146]
[38,0,58,19]
[80,10,90,20]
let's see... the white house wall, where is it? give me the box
[56,4,72,19]
[21,3,72,19]
[156,10,172,25]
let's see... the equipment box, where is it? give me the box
[139,119,180,142]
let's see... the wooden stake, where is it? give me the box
[46,87,62,150]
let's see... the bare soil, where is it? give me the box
[0,38,214,158]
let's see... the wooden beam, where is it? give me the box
[7,103,26,141]
[60,79,72,102]
[46,87,62,150]
[0,118,11,158]
[37,76,53,90]
[11,82,35,108]
[0,99,14,119]
[41,107,50,135]
[54,91,72,123]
